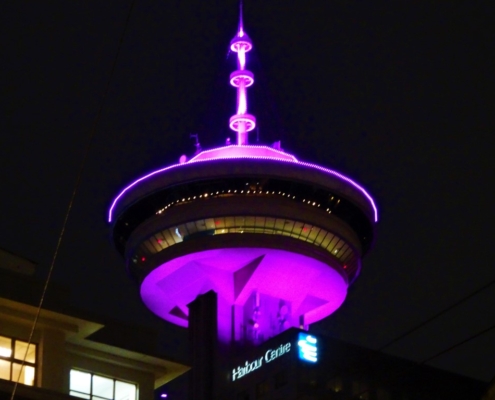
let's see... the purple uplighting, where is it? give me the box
[140,247,348,342]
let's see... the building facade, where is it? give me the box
[219,328,486,400]
[0,248,188,400]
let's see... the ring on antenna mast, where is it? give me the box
[229,114,256,132]
[230,70,254,87]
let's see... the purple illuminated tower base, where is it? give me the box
[109,13,377,346]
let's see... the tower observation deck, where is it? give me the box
[109,10,377,344]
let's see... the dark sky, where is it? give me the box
[1,0,494,383]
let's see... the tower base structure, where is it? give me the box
[188,290,218,400]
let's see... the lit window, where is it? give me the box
[0,335,36,386]
[70,369,137,400]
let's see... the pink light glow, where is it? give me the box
[229,16,253,144]
[230,41,252,53]
[230,71,254,87]
[237,48,246,70]
[188,145,298,162]
[237,80,247,114]
[229,114,256,133]
[140,247,348,340]
[108,145,378,223]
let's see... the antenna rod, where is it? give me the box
[229,1,256,145]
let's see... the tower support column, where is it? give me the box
[188,290,218,400]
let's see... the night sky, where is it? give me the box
[1,0,494,384]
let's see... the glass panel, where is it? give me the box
[282,220,294,234]
[185,221,197,235]
[154,234,167,250]
[291,221,304,237]
[195,219,206,232]
[234,216,245,228]
[274,218,285,233]
[215,217,227,229]
[14,341,36,363]
[0,336,12,358]
[143,240,157,255]
[70,370,91,394]
[170,228,182,244]
[264,217,275,230]
[339,245,352,260]
[12,363,35,386]
[326,235,340,252]
[280,228,292,237]
[162,229,175,246]
[299,224,312,240]
[24,365,35,386]
[314,229,328,246]
[254,216,265,228]
[0,359,10,380]
[320,233,334,248]
[115,380,137,400]
[330,239,344,255]
[244,216,255,227]
[176,224,187,239]
[69,392,90,399]
[307,227,321,243]
[92,374,114,399]
[204,218,215,230]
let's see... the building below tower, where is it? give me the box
[215,328,486,400]
[0,248,189,400]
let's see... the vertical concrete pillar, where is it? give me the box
[39,328,66,392]
[187,290,217,400]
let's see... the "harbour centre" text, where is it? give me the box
[232,342,291,381]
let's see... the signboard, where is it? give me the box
[230,332,320,382]
[232,342,291,381]
[297,332,318,362]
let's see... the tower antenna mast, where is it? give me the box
[229,0,256,145]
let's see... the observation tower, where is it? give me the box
[109,11,377,345]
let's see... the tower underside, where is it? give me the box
[141,245,347,343]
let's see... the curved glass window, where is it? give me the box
[113,176,373,256]
[132,216,358,274]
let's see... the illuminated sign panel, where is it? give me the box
[232,342,291,381]
[231,332,320,381]
[298,333,318,362]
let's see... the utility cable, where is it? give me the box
[332,278,495,399]
[344,312,495,399]
[347,323,494,400]
[379,277,495,351]
[9,1,136,398]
